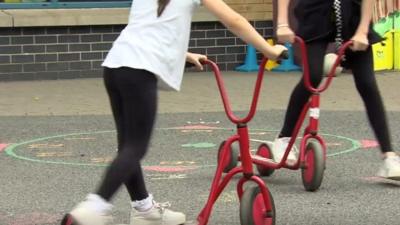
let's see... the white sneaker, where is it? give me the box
[377,155,400,180]
[271,137,298,164]
[129,201,186,225]
[61,201,113,225]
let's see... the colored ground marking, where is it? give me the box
[326,142,342,146]
[177,125,219,130]
[160,161,196,165]
[360,139,379,149]
[0,143,8,152]
[90,157,113,163]
[182,142,216,149]
[3,128,363,168]
[249,132,267,135]
[177,125,220,133]
[186,120,220,125]
[146,161,198,172]
[147,173,187,180]
[28,143,64,149]
[181,130,213,133]
[145,166,198,172]
[36,151,72,157]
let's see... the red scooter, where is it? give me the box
[196,36,353,225]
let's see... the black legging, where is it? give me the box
[97,67,158,201]
[279,40,392,153]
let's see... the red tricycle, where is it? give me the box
[196,36,353,225]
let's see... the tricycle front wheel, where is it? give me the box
[240,185,275,225]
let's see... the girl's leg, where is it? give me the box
[64,68,186,224]
[61,67,156,225]
[103,67,124,152]
[97,67,158,201]
[272,41,329,163]
[100,68,186,224]
[103,68,149,201]
[348,48,400,179]
[347,48,392,153]
[279,41,329,137]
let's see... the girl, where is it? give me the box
[272,0,400,179]
[61,1,287,225]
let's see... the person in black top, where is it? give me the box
[272,0,400,179]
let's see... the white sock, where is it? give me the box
[131,194,154,212]
[85,194,113,214]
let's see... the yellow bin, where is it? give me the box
[394,31,400,70]
[372,31,394,71]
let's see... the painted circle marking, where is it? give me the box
[3,128,362,168]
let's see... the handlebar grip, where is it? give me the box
[279,50,289,60]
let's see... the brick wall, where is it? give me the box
[226,0,273,20]
[0,26,120,81]
[0,21,273,81]
[189,21,274,71]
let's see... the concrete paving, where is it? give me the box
[0,69,400,225]
[0,70,399,116]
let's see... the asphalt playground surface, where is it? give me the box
[0,70,400,225]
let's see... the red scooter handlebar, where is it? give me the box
[201,49,289,124]
[294,36,353,93]
[201,60,247,124]
[202,58,272,124]
[201,38,352,124]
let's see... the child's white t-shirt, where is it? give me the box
[102,0,202,91]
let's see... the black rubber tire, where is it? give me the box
[256,143,275,177]
[240,185,275,225]
[217,141,239,173]
[301,140,325,192]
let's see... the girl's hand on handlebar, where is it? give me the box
[186,52,208,71]
[350,33,369,51]
[276,25,295,44]
[265,44,288,60]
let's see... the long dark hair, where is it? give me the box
[158,0,171,17]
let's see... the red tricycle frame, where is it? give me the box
[197,37,353,225]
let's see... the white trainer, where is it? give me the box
[377,155,400,180]
[129,201,186,225]
[271,137,298,164]
[61,201,113,225]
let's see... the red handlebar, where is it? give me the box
[295,36,353,92]
[202,59,269,124]
[202,36,353,124]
